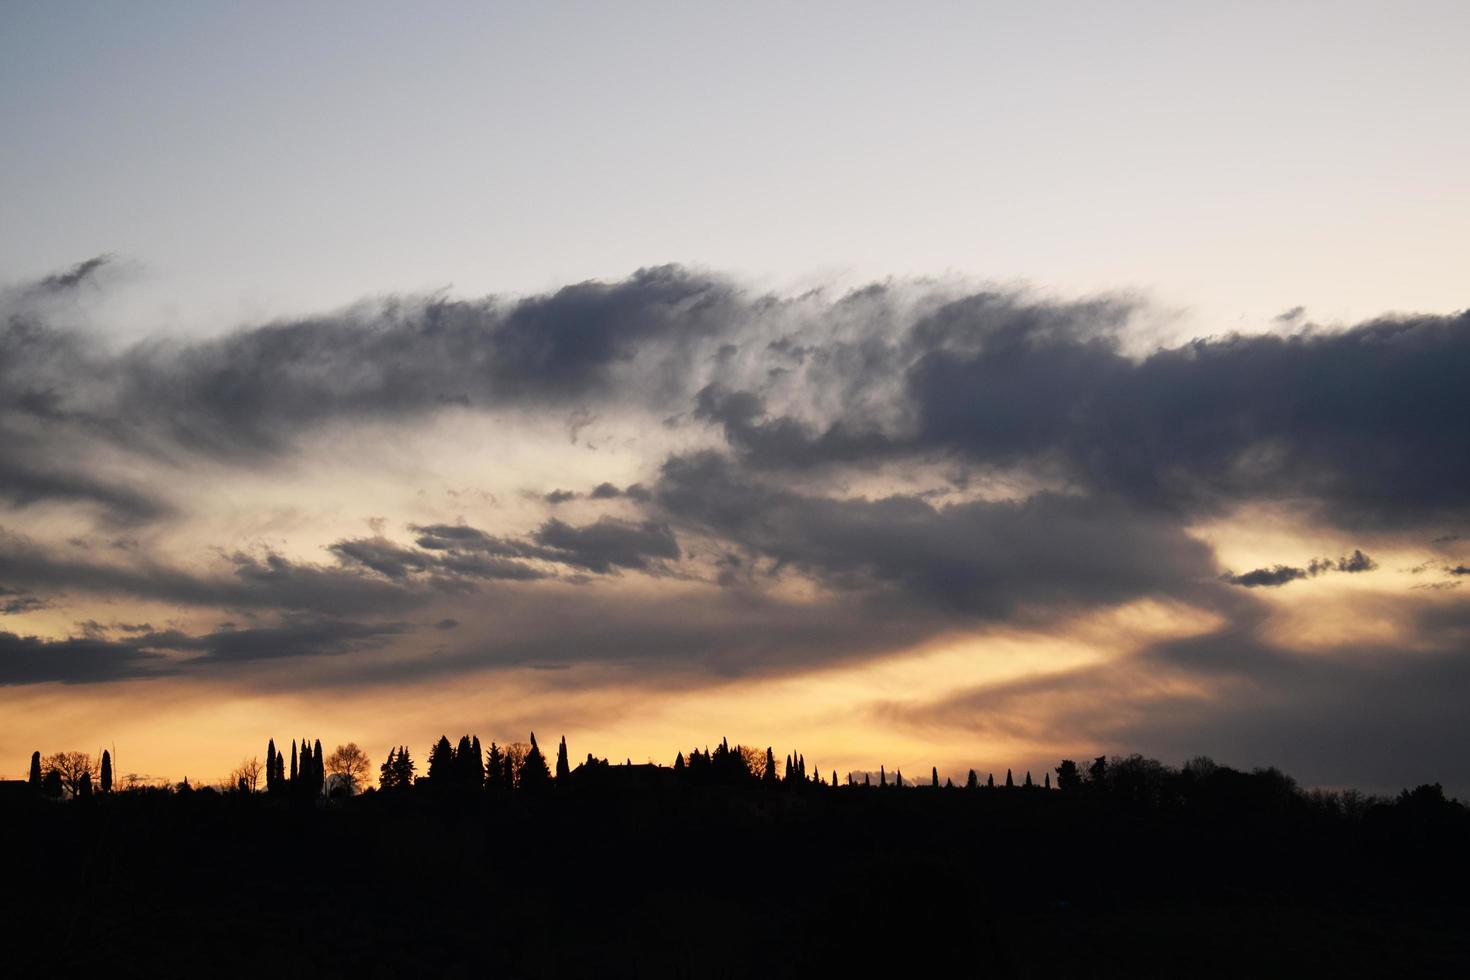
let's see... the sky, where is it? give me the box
[2,2,1468,793]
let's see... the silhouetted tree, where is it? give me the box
[833,770,838,788]
[520,733,551,791]
[966,769,978,790]
[932,766,939,788]
[864,773,871,787]
[1055,759,1081,792]
[380,747,399,791]
[78,771,92,797]
[290,740,298,783]
[556,736,570,782]
[394,745,415,789]
[894,770,903,788]
[945,778,953,788]
[29,751,41,787]
[266,740,277,792]
[673,751,684,772]
[1089,756,1108,785]
[428,736,455,784]
[1044,772,1051,790]
[485,742,505,791]
[880,766,887,787]
[44,751,95,797]
[1024,771,1033,788]
[456,735,485,788]
[326,743,371,794]
[42,768,62,798]
[987,773,995,788]
[764,748,778,786]
[1005,769,1014,788]
[100,750,112,793]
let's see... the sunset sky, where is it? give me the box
[2,2,1467,793]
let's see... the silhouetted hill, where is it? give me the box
[3,749,1468,977]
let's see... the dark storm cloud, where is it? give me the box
[36,254,113,293]
[8,258,1468,532]
[1223,550,1378,588]
[544,489,578,504]
[107,264,740,459]
[692,296,1470,530]
[0,615,410,685]
[0,630,165,685]
[654,451,1219,618]
[1224,565,1308,588]
[0,530,437,616]
[404,518,681,577]
[131,617,410,664]
[326,537,434,580]
[0,587,49,616]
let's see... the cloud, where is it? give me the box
[883,613,1470,795]
[654,451,1219,618]
[1223,550,1378,588]
[0,614,411,686]
[531,517,681,574]
[1224,565,1308,588]
[0,629,166,685]
[35,255,113,293]
[132,617,410,664]
[0,586,48,615]
[0,529,439,617]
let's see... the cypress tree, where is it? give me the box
[1006,769,1015,788]
[932,766,939,788]
[764,748,778,785]
[946,778,953,788]
[380,747,398,791]
[966,769,978,790]
[290,740,298,783]
[313,739,323,795]
[832,770,838,788]
[520,733,551,791]
[100,749,112,793]
[266,739,277,792]
[78,771,92,797]
[880,766,887,787]
[29,751,41,787]
[428,736,454,783]
[864,773,871,787]
[1044,772,1051,790]
[987,773,995,788]
[555,736,570,782]
[895,769,903,788]
[673,751,684,771]
[1024,771,1033,788]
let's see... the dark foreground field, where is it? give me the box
[4,773,1468,978]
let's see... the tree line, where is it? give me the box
[17,736,1462,824]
